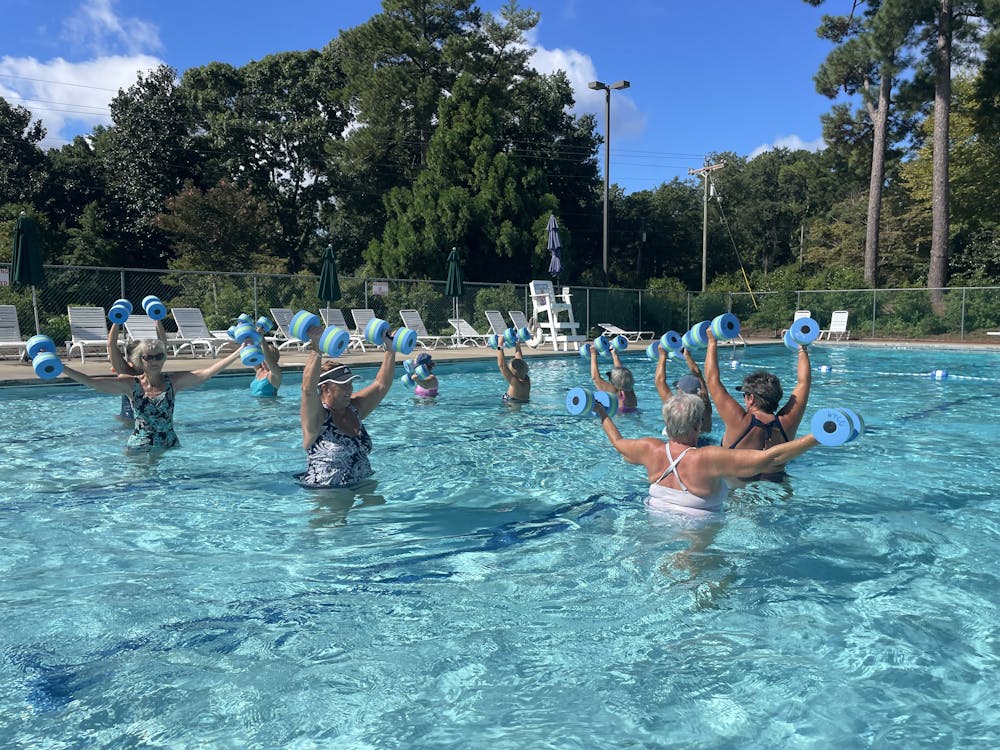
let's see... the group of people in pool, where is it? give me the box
[61,312,830,515]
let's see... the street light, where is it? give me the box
[588,79,630,279]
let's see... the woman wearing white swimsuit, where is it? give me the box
[594,392,823,517]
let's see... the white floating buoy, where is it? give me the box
[819,364,831,373]
[931,369,948,380]
[729,360,741,369]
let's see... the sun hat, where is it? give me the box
[317,364,360,386]
[415,352,433,367]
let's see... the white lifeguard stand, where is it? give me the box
[529,280,585,352]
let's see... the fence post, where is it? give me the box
[252,274,259,319]
[871,289,877,338]
[960,287,966,340]
[120,269,126,299]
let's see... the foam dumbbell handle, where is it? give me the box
[711,313,741,341]
[233,322,261,345]
[33,351,64,379]
[811,408,857,446]
[789,317,820,346]
[593,389,618,418]
[660,331,683,352]
[392,328,417,355]
[240,345,264,367]
[364,318,390,345]
[318,326,350,358]
[565,387,595,416]
[26,334,56,359]
[579,342,593,359]
[141,295,167,320]
[290,310,321,341]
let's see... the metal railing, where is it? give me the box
[1,264,998,347]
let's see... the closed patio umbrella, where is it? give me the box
[546,214,562,290]
[11,213,44,335]
[318,245,341,321]
[445,247,464,318]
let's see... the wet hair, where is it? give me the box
[661,392,705,438]
[739,371,783,413]
[609,366,634,392]
[125,341,144,369]
[510,359,528,378]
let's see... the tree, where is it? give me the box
[0,97,47,207]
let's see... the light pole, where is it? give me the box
[588,79,630,279]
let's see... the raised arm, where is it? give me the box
[697,433,820,480]
[352,329,396,419]
[595,402,661,467]
[170,345,245,392]
[107,323,136,376]
[684,347,713,433]
[260,337,282,390]
[591,347,615,394]
[496,344,514,384]
[776,346,811,435]
[655,346,672,402]
[300,342,326,449]
[704,329,744,427]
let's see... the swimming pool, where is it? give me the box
[2,344,998,748]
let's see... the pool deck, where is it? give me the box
[2,334,998,387]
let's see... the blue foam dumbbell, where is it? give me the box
[141,295,167,320]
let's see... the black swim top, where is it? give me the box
[726,414,790,449]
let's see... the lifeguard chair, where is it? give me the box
[529,280,584,352]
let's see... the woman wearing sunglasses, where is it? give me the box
[61,336,246,452]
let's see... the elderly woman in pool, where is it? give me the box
[298,322,397,488]
[61,337,247,452]
[595,392,822,516]
[590,345,638,412]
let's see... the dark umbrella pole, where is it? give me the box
[445,247,464,320]
[11,213,45,335]
[318,246,342,323]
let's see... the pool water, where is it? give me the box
[2,344,999,748]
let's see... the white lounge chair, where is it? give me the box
[170,308,230,356]
[598,322,654,342]
[320,307,365,351]
[780,310,812,338]
[529,280,583,351]
[448,318,488,348]
[820,310,851,341]
[350,309,382,350]
[399,310,445,349]
[268,308,308,351]
[508,310,545,348]
[66,306,112,362]
[125,314,212,357]
[0,305,26,359]
[484,310,508,337]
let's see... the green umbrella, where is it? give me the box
[445,247,464,318]
[318,246,341,320]
[11,213,44,334]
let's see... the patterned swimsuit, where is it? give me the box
[298,405,374,488]
[127,376,179,450]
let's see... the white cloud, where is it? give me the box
[528,44,647,141]
[0,0,164,149]
[749,134,825,159]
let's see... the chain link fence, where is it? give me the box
[1,263,998,351]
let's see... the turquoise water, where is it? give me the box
[2,344,999,748]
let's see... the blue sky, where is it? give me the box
[1,0,842,194]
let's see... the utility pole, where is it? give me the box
[688,161,726,292]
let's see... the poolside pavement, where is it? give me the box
[2,334,997,387]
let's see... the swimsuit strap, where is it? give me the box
[654,443,693,490]
[727,414,789,448]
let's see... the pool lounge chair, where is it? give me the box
[170,307,230,356]
[66,306,113,362]
[350,309,382,350]
[0,305,26,359]
[268,308,309,351]
[780,310,812,338]
[398,310,445,349]
[484,310,509,337]
[820,310,851,341]
[125,314,215,357]
[597,322,655,342]
[320,308,366,352]
[448,318,488,348]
